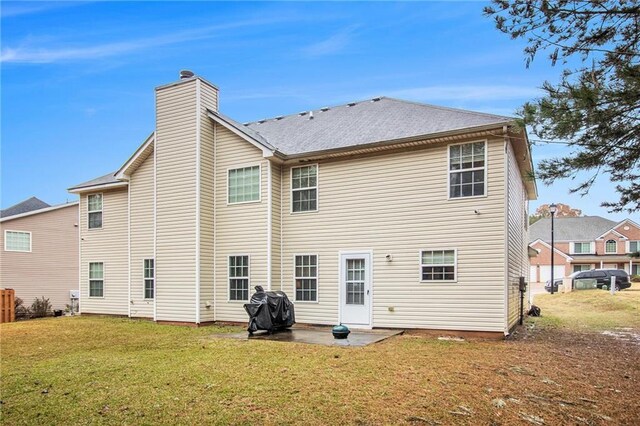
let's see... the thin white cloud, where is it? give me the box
[385,85,542,102]
[302,25,360,57]
[1,2,91,18]
[1,17,287,64]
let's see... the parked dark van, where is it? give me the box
[545,269,631,293]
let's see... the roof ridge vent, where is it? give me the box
[298,111,307,116]
[258,119,266,124]
[243,122,250,126]
[347,102,357,107]
[371,97,382,102]
[320,107,329,112]
[275,116,284,120]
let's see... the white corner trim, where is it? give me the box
[153,92,158,322]
[267,160,272,291]
[503,135,509,335]
[195,79,202,325]
[127,184,131,318]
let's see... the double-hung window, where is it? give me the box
[572,242,592,254]
[228,166,260,203]
[291,165,317,212]
[229,255,249,301]
[573,264,591,273]
[605,240,617,254]
[4,231,31,252]
[421,250,456,282]
[628,241,640,253]
[144,259,155,299]
[295,255,318,301]
[88,194,103,229]
[449,142,486,198]
[89,262,104,297]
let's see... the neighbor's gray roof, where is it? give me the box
[69,171,120,191]
[244,97,514,155]
[0,197,50,218]
[529,216,618,243]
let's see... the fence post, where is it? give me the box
[1,289,16,323]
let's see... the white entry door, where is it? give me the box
[340,252,372,327]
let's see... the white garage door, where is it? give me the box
[530,266,538,283]
[538,265,566,283]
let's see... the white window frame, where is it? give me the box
[571,241,595,254]
[290,164,319,213]
[573,264,592,273]
[447,140,488,200]
[605,239,617,254]
[420,249,458,283]
[228,254,250,302]
[87,193,103,230]
[293,254,319,303]
[88,262,104,298]
[143,258,155,300]
[4,230,32,252]
[227,164,262,205]
[627,240,640,253]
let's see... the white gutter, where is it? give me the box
[68,181,128,194]
[267,160,272,291]
[0,201,79,222]
[195,79,202,324]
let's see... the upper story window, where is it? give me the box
[88,194,103,229]
[628,241,640,253]
[572,242,593,254]
[421,249,457,282]
[449,142,486,198]
[292,165,318,213]
[605,239,617,254]
[4,230,31,252]
[228,166,260,204]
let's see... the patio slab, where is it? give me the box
[212,326,403,347]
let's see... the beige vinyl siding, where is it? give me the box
[129,150,154,318]
[282,137,506,331]
[0,204,78,310]
[80,188,128,315]
[199,81,217,322]
[506,141,528,329]
[155,80,198,322]
[214,125,268,321]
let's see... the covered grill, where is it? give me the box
[243,286,295,334]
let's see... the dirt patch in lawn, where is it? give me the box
[1,287,639,425]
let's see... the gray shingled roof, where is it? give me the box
[529,216,618,243]
[69,171,119,191]
[1,197,50,218]
[244,97,513,155]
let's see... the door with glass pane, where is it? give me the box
[340,252,371,327]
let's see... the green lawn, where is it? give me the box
[1,287,639,425]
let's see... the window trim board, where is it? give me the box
[419,248,458,283]
[447,140,488,201]
[226,164,262,205]
[227,254,251,302]
[292,253,319,303]
[88,261,105,299]
[290,163,319,214]
[4,230,32,252]
[143,258,155,300]
[87,192,104,230]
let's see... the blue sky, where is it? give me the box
[1,1,634,221]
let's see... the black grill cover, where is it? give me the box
[244,286,295,333]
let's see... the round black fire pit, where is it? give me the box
[332,324,350,339]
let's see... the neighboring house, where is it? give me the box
[68,72,536,335]
[0,198,79,310]
[529,216,640,283]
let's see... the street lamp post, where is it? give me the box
[549,203,557,295]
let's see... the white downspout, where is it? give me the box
[127,183,131,318]
[503,126,510,335]
[267,160,272,291]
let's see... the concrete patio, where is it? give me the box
[212,326,403,347]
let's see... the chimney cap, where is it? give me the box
[180,70,195,80]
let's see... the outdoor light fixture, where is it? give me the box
[549,203,557,295]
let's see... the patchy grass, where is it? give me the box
[532,282,640,331]
[1,288,639,425]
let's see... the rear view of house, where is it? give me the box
[68,72,536,335]
[0,198,79,310]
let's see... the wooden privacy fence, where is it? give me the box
[1,289,16,323]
